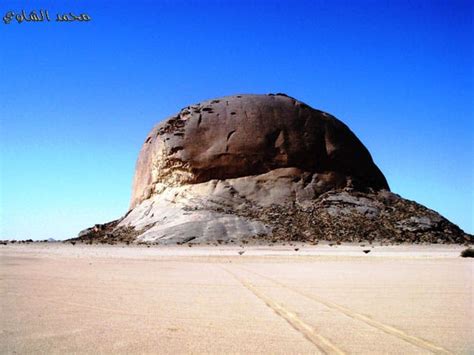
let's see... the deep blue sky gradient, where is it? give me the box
[1,0,472,239]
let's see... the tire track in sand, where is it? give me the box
[237,266,452,355]
[221,266,345,355]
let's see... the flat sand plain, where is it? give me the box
[1,244,472,354]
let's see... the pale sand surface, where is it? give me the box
[1,244,472,354]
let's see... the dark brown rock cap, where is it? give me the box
[131,93,389,208]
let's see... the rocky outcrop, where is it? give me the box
[73,180,470,245]
[235,189,470,244]
[73,94,471,245]
[130,94,388,209]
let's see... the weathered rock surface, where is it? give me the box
[72,94,471,245]
[130,94,388,209]
[72,179,470,245]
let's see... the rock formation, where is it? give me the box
[130,93,389,209]
[73,94,471,245]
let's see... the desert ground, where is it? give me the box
[1,243,472,354]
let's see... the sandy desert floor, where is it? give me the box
[1,244,472,354]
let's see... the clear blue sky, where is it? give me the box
[1,0,472,239]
